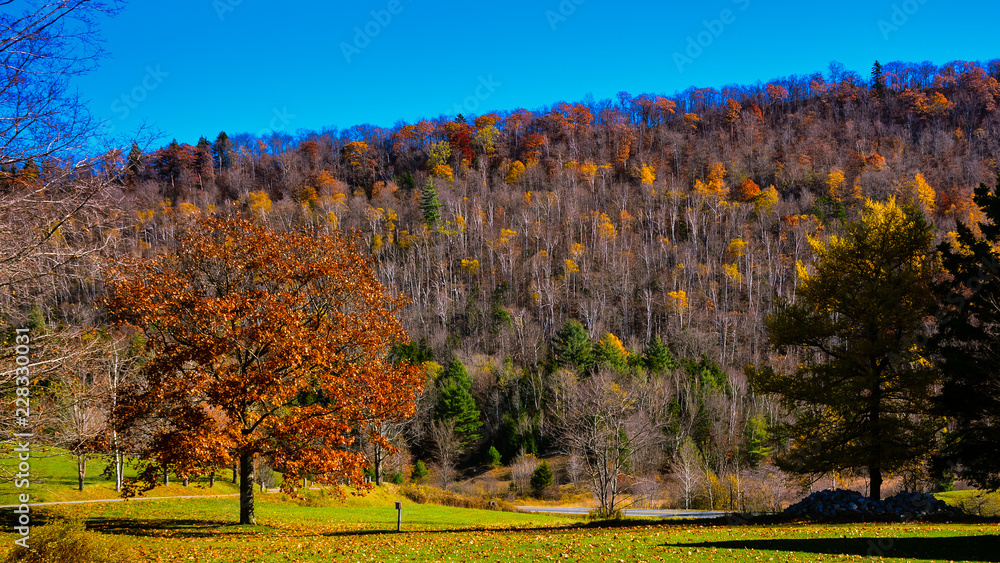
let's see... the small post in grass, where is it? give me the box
[395,501,402,532]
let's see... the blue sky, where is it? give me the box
[74,0,1000,146]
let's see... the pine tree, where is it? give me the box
[213,131,233,171]
[871,60,886,99]
[530,462,553,497]
[935,174,1000,490]
[752,198,940,501]
[419,179,442,227]
[124,142,143,188]
[487,445,502,469]
[551,319,593,373]
[642,335,677,373]
[434,358,482,448]
[411,460,428,483]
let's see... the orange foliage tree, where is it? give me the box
[105,214,423,525]
[731,178,761,202]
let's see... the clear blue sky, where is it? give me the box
[74,0,1000,146]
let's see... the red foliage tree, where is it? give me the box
[105,214,423,524]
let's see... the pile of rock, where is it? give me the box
[784,489,960,520]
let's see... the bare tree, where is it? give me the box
[430,418,460,489]
[671,436,701,509]
[101,331,139,491]
[1,0,124,166]
[558,371,666,518]
[363,419,406,486]
[0,2,142,338]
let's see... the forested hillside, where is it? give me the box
[6,57,1000,511]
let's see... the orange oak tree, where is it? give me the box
[105,214,422,525]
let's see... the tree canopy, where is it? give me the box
[752,198,940,500]
[105,214,423,524]
[935,174,1000,490]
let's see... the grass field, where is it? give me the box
[0,490,996,563]
[1,449,998,562]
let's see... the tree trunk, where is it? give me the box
[240,451,256,525]
[114,450,122,492]
[870,379,883,501]
[163,464,169,486]
[209,471,215,488]
[77,454,86,491]
[870,466,883,502]
[374,444,383,486]
[233,463,238,484]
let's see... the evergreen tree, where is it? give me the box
[213,131,233,171]
[434,358,482,448]
[752,198,939,501]
[419,178,442,227]
[486,445,502,469]
[530,462,553,497]
[871,60,886,99]
[124,141,143,187]
[390,338,434,365]
[935,174,1000,490]
[551,319,593,373]
[642,335,678,373]
[411,460,428,483]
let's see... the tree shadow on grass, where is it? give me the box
[85,517,276,539]
[667,535,1000,562]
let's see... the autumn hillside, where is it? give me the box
[5,58,1000,511]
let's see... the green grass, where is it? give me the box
[2,453,998,562]
[0,490,997,562]
[2,499,998,562]
[0,446,241,504]
[937,490,1000,517]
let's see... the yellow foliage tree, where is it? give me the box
[754,185,779,214]
[461,258,480,275]
[430,164,453,181]
[247,191,272,216]
[900,173,936,215]
[639,164,656,186]
[727,238,748,258]
[667,290,689,312]
[723,263,742,284]
[596,212,617,240]
[578,161,598,186]
[505,160,526,184]
[694,163,726,199]
[827,169,846,201]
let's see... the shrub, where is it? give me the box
[400,484,516,511]
[4,520,132,563]
[487,446,503,469]
[411,460,429,484]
